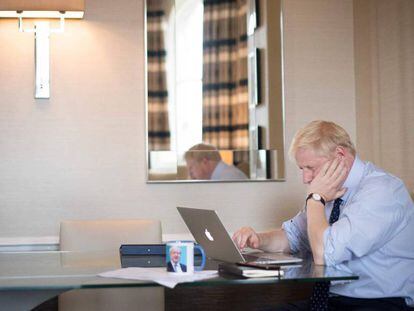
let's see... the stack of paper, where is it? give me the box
[99,267,218,288]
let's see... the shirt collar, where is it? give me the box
[341,156,365,203]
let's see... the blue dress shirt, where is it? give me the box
[282,156,414,306]
[211,161,248,180]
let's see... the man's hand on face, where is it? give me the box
[308,157,348,202]
[232,227,261,249]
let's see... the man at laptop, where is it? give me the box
[233,120,414,310]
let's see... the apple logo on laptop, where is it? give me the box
[204,229,214,241]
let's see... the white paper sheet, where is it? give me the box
[98,267,218,288]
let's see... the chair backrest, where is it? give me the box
[60,219,162,252]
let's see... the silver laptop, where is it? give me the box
[177,207,302,264]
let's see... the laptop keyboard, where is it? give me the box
[242,254,277,264]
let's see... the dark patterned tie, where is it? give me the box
[309,198,343,311]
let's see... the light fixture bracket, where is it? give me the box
[17,16,65,98]
[18,15,65,33]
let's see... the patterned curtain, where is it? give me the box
[202,0,249,150]
[147,0,170,150]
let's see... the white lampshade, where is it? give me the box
[0,0,84,19]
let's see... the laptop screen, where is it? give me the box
[177,206,247,263]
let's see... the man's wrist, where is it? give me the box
[256,232,264,249]
[306,193,326,206]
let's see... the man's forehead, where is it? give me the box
[295,148,328,165]
[296,147,319,159]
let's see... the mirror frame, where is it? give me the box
[144,0,286,183]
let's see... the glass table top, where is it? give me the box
[0,250,358,291]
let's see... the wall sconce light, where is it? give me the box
[0,1,85,99]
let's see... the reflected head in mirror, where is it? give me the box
[184,143,248,181]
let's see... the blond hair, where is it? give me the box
[289,120,356,159]
[184,143,222,162]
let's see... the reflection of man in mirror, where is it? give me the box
[184,143,248,180]
[167,246,187,273]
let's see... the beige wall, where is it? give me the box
[0,0,356,240]
[354,0,414,194]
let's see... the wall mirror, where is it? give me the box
[145,0,285,182]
